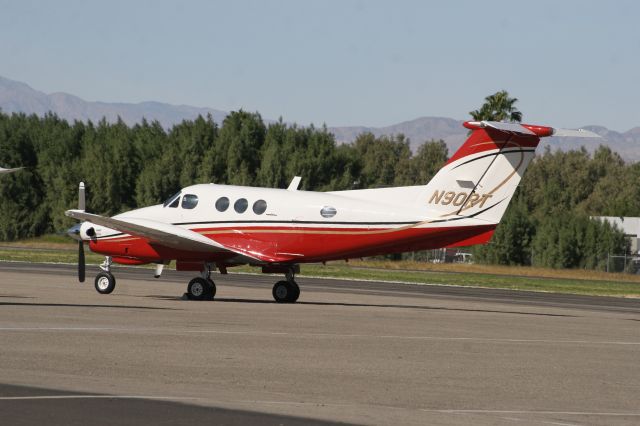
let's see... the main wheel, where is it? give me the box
[94,272,116,294]
[206,278,217,300]
[187,277,212,301]
[272,280,299,303]
[288,280,300,303]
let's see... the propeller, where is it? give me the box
[67,182,86,282]
[78,236,85,282]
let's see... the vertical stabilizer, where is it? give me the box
[419,121,545,224]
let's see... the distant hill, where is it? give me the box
[2,75,639,161]
[330,118,640,162]
[329,117,466,152]
[0,75,227,127]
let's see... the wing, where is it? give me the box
[65,209,262,263]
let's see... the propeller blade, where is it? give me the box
[78,241,85,282]
[78,182,86,211]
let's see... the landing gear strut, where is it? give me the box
[94,256,116,294]
[186,262,216,301]
[272,268,300,303]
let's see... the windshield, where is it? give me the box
[163,191,181,207]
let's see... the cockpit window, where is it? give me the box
[163,191,181,208]
[181,194,199,209]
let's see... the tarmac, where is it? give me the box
[0,261,639,425]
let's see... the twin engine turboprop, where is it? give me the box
[65,121,599,302]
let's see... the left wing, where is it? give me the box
[65,210,263,263]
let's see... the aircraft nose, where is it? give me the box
[67,223,82,241]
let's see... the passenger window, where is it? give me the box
[320,206,337,218]
[181,194,199,209]
[234,198,248,213]
[215,197,230,212]
[253,199,267,215]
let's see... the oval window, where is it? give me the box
[234,198,248,213]
[215,197,230,212]
[181,194,199,209]
[320,206,337,218]
[253,199,267,215]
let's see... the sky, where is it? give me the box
[1,0,639,131]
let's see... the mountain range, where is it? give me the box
[1,75,639,161]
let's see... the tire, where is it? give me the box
[272,280,290,303]
[288,281,300,303]
[205,278,216,300]
[187,277,211,301]
[94,272,116,294]
[272,280,299,303]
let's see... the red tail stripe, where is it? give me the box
[445,128,540,166]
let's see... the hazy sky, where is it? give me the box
[1,0,638,130]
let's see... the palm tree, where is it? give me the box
[469,90,523,122]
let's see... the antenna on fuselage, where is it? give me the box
[287,176,302,191]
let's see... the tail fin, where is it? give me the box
[420,121,597,224]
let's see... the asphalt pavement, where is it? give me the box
[1,261,638,425]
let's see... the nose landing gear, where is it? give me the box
[94,256,116,294]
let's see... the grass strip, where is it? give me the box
[1,247,637,298]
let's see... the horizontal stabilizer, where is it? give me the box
[481,121,536,135]
[551,128,601,138]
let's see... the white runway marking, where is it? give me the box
[420,409,640,417]
[0,326,638,346]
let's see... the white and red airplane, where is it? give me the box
[65,121,598,302]
[0,166,23,175]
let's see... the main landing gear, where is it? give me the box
[271,268,300,303]
[185,262,216,301]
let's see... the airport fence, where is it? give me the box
[606,253,640,274]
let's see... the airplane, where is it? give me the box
[65,120,599,302]
[0,166,23,174]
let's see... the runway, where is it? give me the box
[1,261,639,425]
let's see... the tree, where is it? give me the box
[353,133,411,188]
[473,194,534,265]
[470,90,522,122]
[207,110,265,186]
[394,139,448,186]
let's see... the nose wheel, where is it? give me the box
[94,271,116,294]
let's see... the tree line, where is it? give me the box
[0,109,635,270]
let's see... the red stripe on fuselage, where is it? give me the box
[88,224,496,264]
